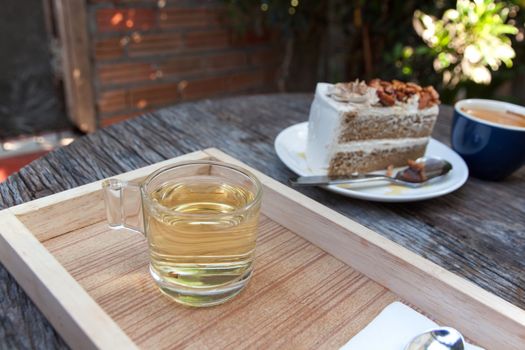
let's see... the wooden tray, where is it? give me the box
[1,148,524,349]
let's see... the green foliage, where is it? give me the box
[222,0,525,102]
[413,0,518,86]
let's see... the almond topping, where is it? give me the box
[377,90,396,106]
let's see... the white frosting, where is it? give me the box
[404,94,420,113]
[306,83,437,170]
[328,81,380,105]
[306,83,344,170]
[332,137,428,153]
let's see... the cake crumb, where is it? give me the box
[407,159,425,171]
[401,159,428,182]
[386,164,394,177]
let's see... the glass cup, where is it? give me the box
[102,160,263,307]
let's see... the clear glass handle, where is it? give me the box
[102,179,144,235]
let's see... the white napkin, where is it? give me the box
[340,302,484,350]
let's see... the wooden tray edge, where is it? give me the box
[9,150,209,216]
[0,210,137,350]
[0,150,210,350]
[203,148,525,349]
[1,148,524,348]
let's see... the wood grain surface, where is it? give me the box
[0,94,524,349]
[40,215,397,350]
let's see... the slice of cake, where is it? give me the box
[306,79,440,176]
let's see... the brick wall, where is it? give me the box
[87,0,282,126]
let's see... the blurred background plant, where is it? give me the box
[413,0,517,87]
[223,0,525,103]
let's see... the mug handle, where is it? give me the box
[102,179,145,235]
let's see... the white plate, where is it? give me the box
[274,122,469,202]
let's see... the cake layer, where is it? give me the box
[338,111,437,142]
[328,139,428,175]
[306,82,439,174]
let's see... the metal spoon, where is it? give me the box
[405,327,465,350]
[289,157,452,188]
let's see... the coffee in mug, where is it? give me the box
[460,107,525,128]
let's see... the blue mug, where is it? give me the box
[451,99,525,180]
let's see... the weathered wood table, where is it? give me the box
[1,94,524,349]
